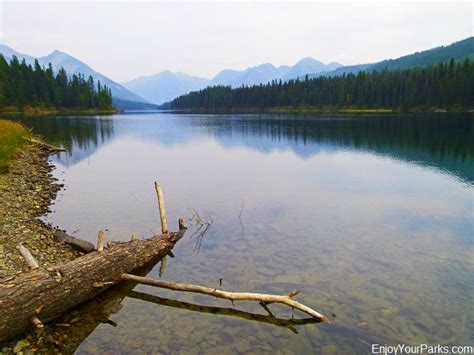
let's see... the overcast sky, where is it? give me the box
[0,1,472,82]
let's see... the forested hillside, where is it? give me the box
[165,58,473,111]
[321,36,474,78]
[370,36,474,71]
[0,55,113,111]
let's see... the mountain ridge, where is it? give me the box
[124,58,343,104]
[311,36,474,79]
[123,71,210,105]
[0,44,147,105]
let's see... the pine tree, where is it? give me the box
[0,54,114,111]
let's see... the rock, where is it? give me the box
[234,339,252,353]
[13,340,29,353]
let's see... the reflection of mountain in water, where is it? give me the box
[175,114,474,184]
[16,116,115,167]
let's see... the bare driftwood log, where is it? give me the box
[17,243,39,269]
[97,230,105,251]
[128,290,322,334]
[120,274,327,321]
[53,230,95,253]
[0,230,185,343]
[154,181,168,234]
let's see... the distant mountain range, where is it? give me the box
[123,71,210,106]
[123,58,342,104]
[2,36,472,108]
[129,37,473,105]
[0,44,151,109]
[209,58,342,88]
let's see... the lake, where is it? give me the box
[15,113,473,353]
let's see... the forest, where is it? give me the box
[165,58,474,111]
[0,55,113,111]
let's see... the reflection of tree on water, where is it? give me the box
[12,114,473,183]
[188,114,473,184]
[14,116,115,167]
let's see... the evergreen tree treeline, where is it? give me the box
[0,55,113,110]
[167,59,474,111]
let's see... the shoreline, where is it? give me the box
[0,107,119,117]
[0,145,80,352]
[0,145,80,277]
[162,107,473,114]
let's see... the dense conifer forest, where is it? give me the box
[165,59,474,111]
[0,55,113,111]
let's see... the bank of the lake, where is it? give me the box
[0,144,81,353]
[0,106,118,117]
[162,106,473,114]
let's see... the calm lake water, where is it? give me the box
[16,113,473,354]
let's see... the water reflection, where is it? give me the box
[16,113,474,184]
[15,116,115,167]
[127,291,322,334]
[13,113,474,354]
[183,114,473,184]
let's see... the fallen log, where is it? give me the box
[0,228,185,343]
[0,179,327,344]
[53,229,95,253]
[28,257,165,352]
[120,274,328,321]
[0,181,181,343]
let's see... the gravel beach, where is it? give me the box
[0,145,81,352]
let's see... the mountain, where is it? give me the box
[123,71,210,105]
[0,45,147,103]
[209,58,343,87]
[0,44,35,64]
[210,63,280,87]
[124,58,343,105]
[37,50,146,103]
[210,69,242,86]
[316,36,474,78]
[280,57,342,81]
[113,98,159,110]
[370,36,474,71]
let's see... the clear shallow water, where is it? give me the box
[16,113,473,353]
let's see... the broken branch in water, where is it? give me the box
[97,230,105,251]
[188,208,213,253]
[154,182,168,234]
[120,274,327,321]
[238,200,245,237]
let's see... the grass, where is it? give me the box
[0,119,30,173]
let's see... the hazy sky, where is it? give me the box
[0,1,472,82]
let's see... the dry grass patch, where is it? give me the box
[0,119,30,173]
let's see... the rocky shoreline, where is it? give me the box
[0,145,81,352]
